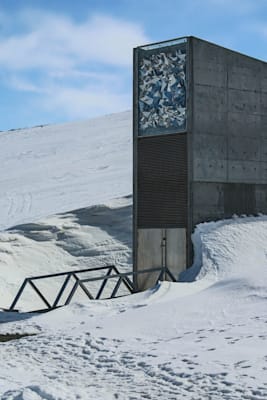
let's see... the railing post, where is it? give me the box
[52,274,72,308]
[64,277,79,305]
[110,277,122,298]
[95,266,113,299]
[165,267,177,282]
[112,265,134,293]
[9,278,29,311]
[28,280,52,309]
[77,281,94,300]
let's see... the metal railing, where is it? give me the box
[8,265,177,312]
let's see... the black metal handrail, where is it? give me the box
[8,265,177,312]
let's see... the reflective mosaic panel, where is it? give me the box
[138,47,186,135]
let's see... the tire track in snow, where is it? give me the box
[5,192,33,226]
[7,195,14,217]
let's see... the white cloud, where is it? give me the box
[0,11,148,70]
[3,69,130,121]
[8,75,43,93]
[0,9,149,123]
[42,86,131,119]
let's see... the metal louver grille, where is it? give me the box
[224,183,256,217]
[137,133,188,228]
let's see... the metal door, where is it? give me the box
[136,228,186,290]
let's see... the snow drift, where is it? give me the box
[184,215,267,282]
[0,197,132,310]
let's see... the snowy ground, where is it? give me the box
[1,216,267,399]
[0,113,267,399]
[0,111,132,231]
[0,197,132,311]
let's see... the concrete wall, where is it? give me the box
[191,37,267,226]
[133,36,267,285]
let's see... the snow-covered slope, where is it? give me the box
[0,197,132,310]
[1,216,267,399]
[0,111,133,311]
[0,111,267,399]
[0,111,132,230]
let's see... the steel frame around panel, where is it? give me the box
[135,41,188,137]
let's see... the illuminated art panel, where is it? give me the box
[138,45,187,135]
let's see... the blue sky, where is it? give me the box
[0,0,267,130]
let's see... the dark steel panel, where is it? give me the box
[224,183,256,217]
[137,133,188,228]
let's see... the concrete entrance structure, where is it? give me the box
[133,36,267,290]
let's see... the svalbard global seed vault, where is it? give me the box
[133,36,267,290]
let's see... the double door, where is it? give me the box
[136,228,186,290]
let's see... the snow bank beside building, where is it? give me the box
[182,215,267,284]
